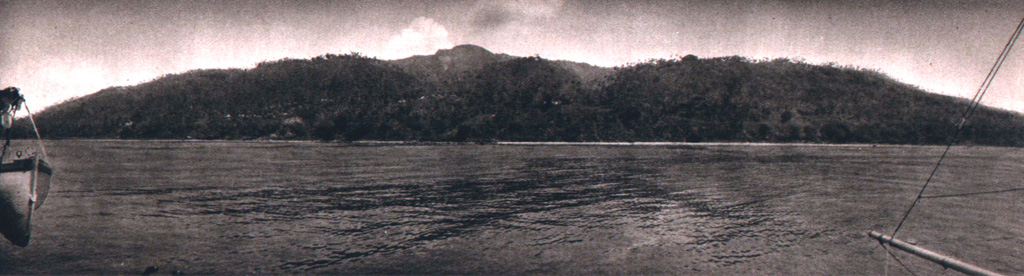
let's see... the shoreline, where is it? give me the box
[19,139,1017,149]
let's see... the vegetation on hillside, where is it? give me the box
[17,46,1024,146]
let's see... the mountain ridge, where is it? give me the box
[391,44,612,85]
[16,45,1024,146]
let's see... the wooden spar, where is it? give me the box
[868,231,1005,276]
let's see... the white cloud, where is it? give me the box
[382,17,454,59]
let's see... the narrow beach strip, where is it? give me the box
[495,141,899,147]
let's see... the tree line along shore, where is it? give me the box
[17,45,1024,147]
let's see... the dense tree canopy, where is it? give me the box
[18,46,1024,147]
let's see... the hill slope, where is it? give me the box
[18,46,1024,146]
[391,44,612,86]
[392,44,512,78]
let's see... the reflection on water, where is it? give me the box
[21,141,1023,275]
[58,143,826,274]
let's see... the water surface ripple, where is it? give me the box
[1,141,1020,275]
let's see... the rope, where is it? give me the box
[0,108,12,177]
[885,245,889,276]
[879,243,920,276]
[890,16,1024,239]
[884,242,891,276]
[23,103,49,162]
[920,187,1024,199]
[961,17,1024,124]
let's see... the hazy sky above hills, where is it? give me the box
[2,0,1022,112]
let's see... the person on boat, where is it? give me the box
[0,87,24,129]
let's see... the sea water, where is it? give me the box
[0,141,1020,275]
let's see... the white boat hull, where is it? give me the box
[0,156,52,247]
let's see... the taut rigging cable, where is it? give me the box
[23,103,48,162]
[876,15,1024,276]
[890,16,1024,240]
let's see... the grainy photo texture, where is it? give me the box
[0,0,1022,275]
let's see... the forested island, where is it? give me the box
[16,44,1024,146]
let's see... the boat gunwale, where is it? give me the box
[0,157,53,175]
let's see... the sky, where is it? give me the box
[2,0,1023,113]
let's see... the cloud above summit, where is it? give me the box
[383,17,455,59]
[2,1,1023,112]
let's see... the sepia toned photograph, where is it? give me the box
[1,0,1022,274]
